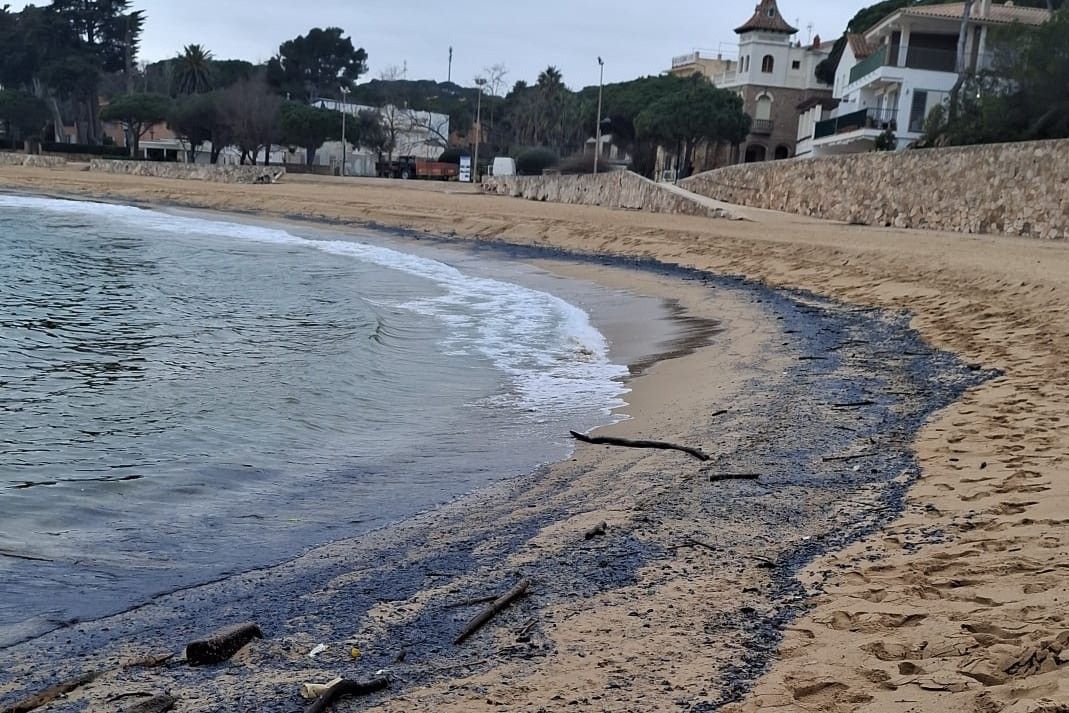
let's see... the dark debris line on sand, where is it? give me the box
[0,242,991,713]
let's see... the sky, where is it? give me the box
[8,1,864,90]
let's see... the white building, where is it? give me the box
[800,0,1052,157]
[312,99,450,173]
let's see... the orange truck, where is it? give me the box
[376,156,459,180]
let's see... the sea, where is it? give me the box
[0,194,681,646]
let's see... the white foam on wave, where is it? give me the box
[0,195,630,417]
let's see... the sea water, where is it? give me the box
[0,195,633,644]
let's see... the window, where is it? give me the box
[755,95,773,121]
[761,55,775,73]
[791,60,801,70]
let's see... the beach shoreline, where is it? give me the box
[0,166,1066,713]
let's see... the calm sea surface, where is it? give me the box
[0,195,639,644]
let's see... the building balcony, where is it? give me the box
[849,45,990,85]
[750,119,774,135]
[814,108,897,140]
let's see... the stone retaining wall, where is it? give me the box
[88,159,284,184]
[0,152,67,168]
[680,139,1069,240]
[482,171,730,218]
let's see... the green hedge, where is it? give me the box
[42,142,130,158]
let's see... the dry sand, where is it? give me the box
[0,165,1066,713]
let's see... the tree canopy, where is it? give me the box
[99,92,171,156]
[266,27,368,101]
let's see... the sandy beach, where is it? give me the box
[0,165,1066,713]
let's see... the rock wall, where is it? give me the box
[681,139,1069,240]
[482,171,731,218]
[0,152,67,168]
[88,160,284,184]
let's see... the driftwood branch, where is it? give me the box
[303,677,389,713]
[444,595,498,609]
[0,671,99,713]
[822,452,877,463]
[569,431,709,462]
[454,578,530,645]
[184,622,263,666]
[707,473,761,483]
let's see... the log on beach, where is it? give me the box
[454,578,531,645]
[303,677,389,713]
[184,622,263,666]
[0,671,99,713]
[569,431,710,462]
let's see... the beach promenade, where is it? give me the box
[0,165,1066,713]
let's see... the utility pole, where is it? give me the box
[594,57,604,176]
[340,87,350,177]
[448,46,453,83]
[474,77,487,182]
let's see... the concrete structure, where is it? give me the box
[669,51,737,80]
[483,171,734,219]
[681,137,1069,239]
[802,1,1052,157]
[89,159,284,184]
[709,0,834,163]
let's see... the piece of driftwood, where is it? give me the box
[123,653,175,670]
[832,400,876,408]
[822,452,877,463]
[184,622,263,666]
[0,671,99,713]
[121,695,176,713]
[707,473,761,483]
[454,578,530,645]
[583,522,608,540]
[444,595,498,609]
[302,677,389,713]
[569,431,709,462]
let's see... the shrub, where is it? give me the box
[558,152,599,175]
[873,129,896,151]
[437,147,467,164]
[515,147,558,176]
[41,142,132,158]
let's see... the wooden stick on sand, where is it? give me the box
[454,578,531,645]
[569,431,710,462]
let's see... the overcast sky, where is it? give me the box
[10,1,864,89]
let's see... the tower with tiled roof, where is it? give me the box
[735,0,799,35]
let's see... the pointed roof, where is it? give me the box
[735,0,799,35]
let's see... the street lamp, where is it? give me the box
[594,56,604,176]
[474,76,487,183]
[340,86,350,177]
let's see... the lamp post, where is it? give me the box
[474,76,487,183]
[340,86,350,177]
[594,56,604,176]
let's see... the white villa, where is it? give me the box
[798,0,1052,157]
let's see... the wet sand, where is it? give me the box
[0,166,1066,713]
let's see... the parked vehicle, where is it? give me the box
[376,156,459,180]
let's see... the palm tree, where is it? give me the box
[174,44,214,95]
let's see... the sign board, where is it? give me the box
[459,155,472,183]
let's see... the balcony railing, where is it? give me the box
[849,46,889,84]
[750,119,773,135]
[813,108,898,140]
[849,45,991,84]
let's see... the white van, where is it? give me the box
[491,157,516,177]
